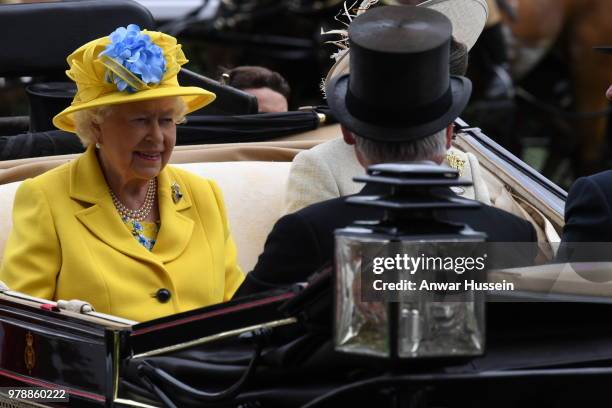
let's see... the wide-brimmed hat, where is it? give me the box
[326,6,472,142]
[53,24,216,133]
[325,0,488,84]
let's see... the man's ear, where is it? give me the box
[341,126,356,145]
[445,123,453,149]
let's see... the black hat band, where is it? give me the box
[345,86,453,127]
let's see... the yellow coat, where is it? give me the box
[0,147,244,322]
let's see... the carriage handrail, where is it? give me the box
[454,120,566,229]
[0,289,136,326]
[456,119,567,200]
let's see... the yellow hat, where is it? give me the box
[53,25,216,133]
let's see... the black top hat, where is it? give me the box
[326,6,472,142]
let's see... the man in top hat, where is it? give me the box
[282,0,492,215]
[560,47,612,251]
[235,6,536,296]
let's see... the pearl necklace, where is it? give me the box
[109,179,157,222]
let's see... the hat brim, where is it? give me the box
[325,0,488,85]
[417,0,488,51]
[327,73,472,142]
[53,85,215,133]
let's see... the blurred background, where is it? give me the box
[1,0,612,189]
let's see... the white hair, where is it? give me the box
[72,97,188,147]
[354,128,447,164]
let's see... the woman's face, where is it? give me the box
[94,98,177,183]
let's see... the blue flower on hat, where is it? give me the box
[99,24,166,93]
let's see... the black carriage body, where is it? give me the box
[0,290,297,407]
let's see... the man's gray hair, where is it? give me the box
[354,128,447,164]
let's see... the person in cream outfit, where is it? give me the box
[283,0,491,215]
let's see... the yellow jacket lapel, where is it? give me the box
[152,167,194,263]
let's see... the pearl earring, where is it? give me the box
[95,142,101,149]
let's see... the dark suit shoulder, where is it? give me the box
[562,171,612,243]
[298,196,536,243]
[567,172,612,212]
[237,193,538,298]
[585,170,612,188]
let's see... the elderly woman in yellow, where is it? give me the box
[0,25,244,322]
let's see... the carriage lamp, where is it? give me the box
[334,163,487,360]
